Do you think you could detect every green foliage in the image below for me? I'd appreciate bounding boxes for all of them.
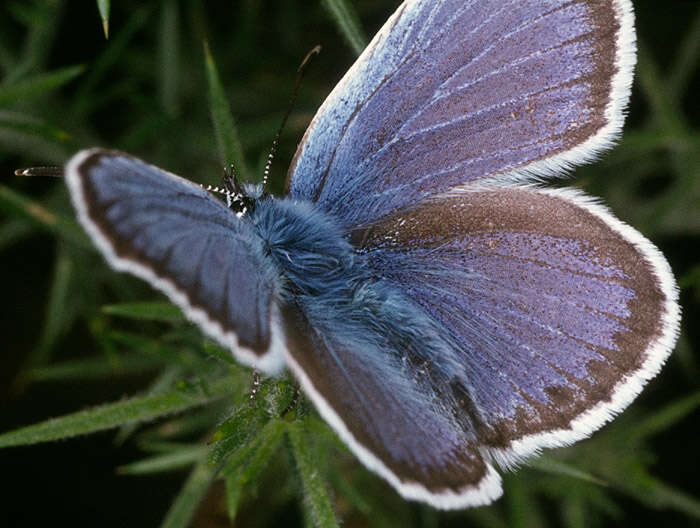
[204,40,250,181]
[96,0,110,39]
[1,1,698,527]
[320,0,367,56]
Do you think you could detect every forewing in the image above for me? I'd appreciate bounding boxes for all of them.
[65,149,285,374]
[288,0,635,227]
[353,186,679,467]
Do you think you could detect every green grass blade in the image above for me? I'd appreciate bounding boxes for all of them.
[223,419,286,521]
[113,366,186,445]
[160,460,216,528]
[96,0,110,39]
[504,474,547,528]
[118,445,208,475]
[0,111,75,149]
[158,0,180,116]
[237,419,285,484]
[326,470,372,519]
[528,456,607,486]
[680,262,700,289]
[612,473,700,519]
[102,301,185,322]
[669,5,700,99]
[642,478,700,519]
[0,65,85,106]
[0,184,90,248]
[25,353,167,383]
[320,0,368,56]
[632,390,700,439]
[0,376,236,447]
[24,247,74,369]
[636,39,687,135]
[224,468,245,523]
[209,405,268,467]
[73,7,150,118]
[203,41,250,181]
[102,329,186,356]
[4,0,62,83]
[287,421,339,528]
[0,218,32,251]
[201,342,238,365]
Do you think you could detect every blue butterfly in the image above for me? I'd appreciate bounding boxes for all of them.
[64,0,679,509]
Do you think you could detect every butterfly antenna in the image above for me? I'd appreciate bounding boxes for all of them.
[14,166,63,177]
[201,183,236,205]
[261,45,322,191]
[222,163,239,208]
[201,165,236,207]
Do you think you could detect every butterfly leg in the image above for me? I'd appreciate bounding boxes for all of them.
[248,369,261,408]
[280,386,300,418]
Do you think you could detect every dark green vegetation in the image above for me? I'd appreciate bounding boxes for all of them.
[1,1,698,526]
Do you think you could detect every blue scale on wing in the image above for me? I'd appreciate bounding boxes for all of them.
[76,152,277,353]
[288,0,609,228]
[353,188,666,446]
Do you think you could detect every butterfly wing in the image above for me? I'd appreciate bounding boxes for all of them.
[279,184,679,507]
[65,149,286,374]
[287,0,635,227]
[282,304,502,509]
[351,186,679,467]
[279,0,677,507]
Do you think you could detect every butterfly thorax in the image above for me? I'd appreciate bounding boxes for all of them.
[248,197,360,300]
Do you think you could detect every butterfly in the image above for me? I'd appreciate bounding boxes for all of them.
[63,0,679,509]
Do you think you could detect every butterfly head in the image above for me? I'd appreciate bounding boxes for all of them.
[220,164,265,216]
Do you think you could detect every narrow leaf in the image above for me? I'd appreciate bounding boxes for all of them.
[202,342,238,365]
[0,65,85,106]
[209,405,268,467]
[613,473,700,519]
[160,460,216,528]
[237,419,285,484]
[632,390,700,439]
[0,218,32,251]
[0,110,75,147]
[669,5,700,99]
[0,184,90,248]
[224,419,286,521]
[4,1,62,83]
[26,247,74,369]
[118,445,208,475]
[504,474,546,528]
[158,0,180,115]
[225,468,245,523]
[96,0,110,39]
[73,8,150,118]
[102,301,185,322]
[203,41,250,181]
[528,456,607,486]
[287,421,339,528]
[26,353,166,383]
[0,376,236,447]
[114,367,185,445]
[642,478,700,519]
[320,0,368,56]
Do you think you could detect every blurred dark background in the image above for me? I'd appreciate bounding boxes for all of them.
[1,1,699,527]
